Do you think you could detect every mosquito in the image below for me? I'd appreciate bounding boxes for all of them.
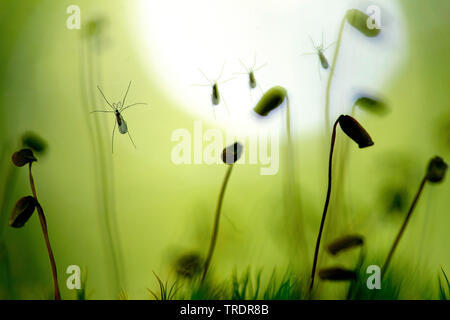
[234,55,267,92]
[192,62,233,119]
[302,33,335,79]
[90,81,146,153]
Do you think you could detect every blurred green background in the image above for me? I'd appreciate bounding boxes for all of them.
[0,0,448,299]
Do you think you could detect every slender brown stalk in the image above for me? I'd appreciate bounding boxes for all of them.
[201,164,234,283]
[331,107,356,228]
[382,176,427,276]
[28,163,61,300]
[309,119,339,291]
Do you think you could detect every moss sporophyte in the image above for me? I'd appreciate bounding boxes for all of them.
[382,156,447,275]
[324,9,381,133]
[202,142,243,283]
[310,115,374,292]
[10,148,61,300]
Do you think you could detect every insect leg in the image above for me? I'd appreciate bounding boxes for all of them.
[198,69,212,84]
[254,62,268,71]
[232,72,248,75]
[238,59,249,73]
[90,110,114,113]
[97,86,114,110]
[257,83,264,95]
[120,102,147,113]
[217,61,226,81]
[222,94,230,116]
[122,81,132,107]
[324,41,336,51]
[217,77,235,85]
[309,35,316,48]
[111,121,117,154]
[127,129,137,149]
[191,84,211,87]
[300,52,316,56]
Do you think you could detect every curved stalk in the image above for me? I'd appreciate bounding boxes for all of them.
[285,96,295,180]
[201,164,234,283]
[285,96,308,261]
[286,96,292,147]
[324,17,346,134]
[382,176,427,276]
[331,106,356,231]
[28,163,61,300]
[309,118,340,291]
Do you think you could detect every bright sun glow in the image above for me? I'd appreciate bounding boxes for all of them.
[134,0,406,138]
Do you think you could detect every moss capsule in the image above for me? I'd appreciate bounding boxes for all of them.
[253,86,287,116]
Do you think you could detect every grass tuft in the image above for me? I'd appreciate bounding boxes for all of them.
[231,268,262,300]
[438,267,449,300]
[148,271,181,300]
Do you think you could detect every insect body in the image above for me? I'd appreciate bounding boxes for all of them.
[249,71,257,89]
[115,109,128,134]
[193,63,232,119]
[91,81,146,153]
[302,34,335,79]
[235,56,267,92]
[211,83,220,105]
[317,50,329,69]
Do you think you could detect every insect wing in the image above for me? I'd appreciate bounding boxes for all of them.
[249,72,257,89]
[319,51,329,69]
[212,85,220,105]
[118,115,128,134]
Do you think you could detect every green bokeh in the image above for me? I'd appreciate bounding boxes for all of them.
[0,0,448,299]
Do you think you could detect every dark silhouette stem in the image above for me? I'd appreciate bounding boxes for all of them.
[309,118,339,292]
[202,164,234,283]
[28,163,61,300]
[382,176,427,276]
